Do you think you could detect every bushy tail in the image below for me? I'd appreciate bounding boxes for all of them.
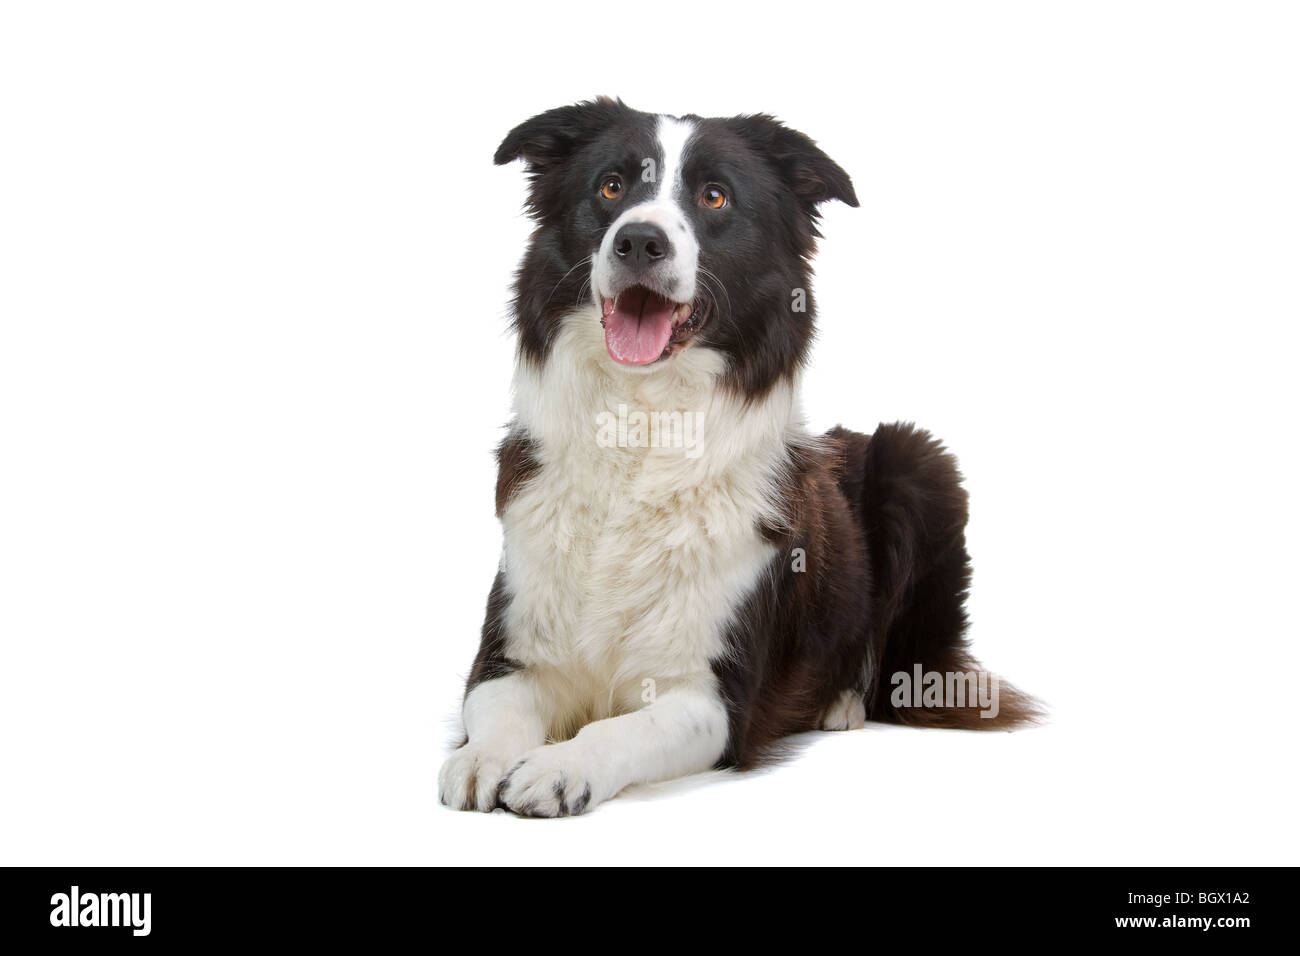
[832,422,1043,730]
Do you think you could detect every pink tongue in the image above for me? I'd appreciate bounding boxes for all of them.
[603,290,675,365]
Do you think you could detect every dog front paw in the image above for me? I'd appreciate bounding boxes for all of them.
[438,742,521,812]
[497,743,604,817]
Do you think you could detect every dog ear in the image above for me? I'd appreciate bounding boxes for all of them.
[725,114,859,209]
[494,97,626,168]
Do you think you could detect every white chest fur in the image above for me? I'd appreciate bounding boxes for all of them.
[498,310,795,727]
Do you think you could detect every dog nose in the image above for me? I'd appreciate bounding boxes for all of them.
[613,222,671,270]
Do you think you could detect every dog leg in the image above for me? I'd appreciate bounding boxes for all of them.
[438,671,552,812]
[497,679,727,817]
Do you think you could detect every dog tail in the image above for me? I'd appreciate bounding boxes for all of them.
[831,422,1043,730]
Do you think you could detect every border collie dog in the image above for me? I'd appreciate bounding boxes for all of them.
[440,98,1038,816]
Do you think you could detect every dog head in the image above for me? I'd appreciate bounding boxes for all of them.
[496,97,857,395]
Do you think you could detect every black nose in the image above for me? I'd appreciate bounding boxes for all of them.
[613,222,671,270]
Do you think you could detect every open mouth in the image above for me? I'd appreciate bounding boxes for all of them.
[600,285,708,366]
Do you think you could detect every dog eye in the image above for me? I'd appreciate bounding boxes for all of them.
[701,186,728,209]
[600,176,624,200]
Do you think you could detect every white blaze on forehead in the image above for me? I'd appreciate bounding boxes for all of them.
[654,115,695,201]
[590,115,700,308]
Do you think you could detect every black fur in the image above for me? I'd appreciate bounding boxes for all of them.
[465,570,522,691]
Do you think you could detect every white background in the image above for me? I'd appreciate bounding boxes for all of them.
[2,1,1297,865]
